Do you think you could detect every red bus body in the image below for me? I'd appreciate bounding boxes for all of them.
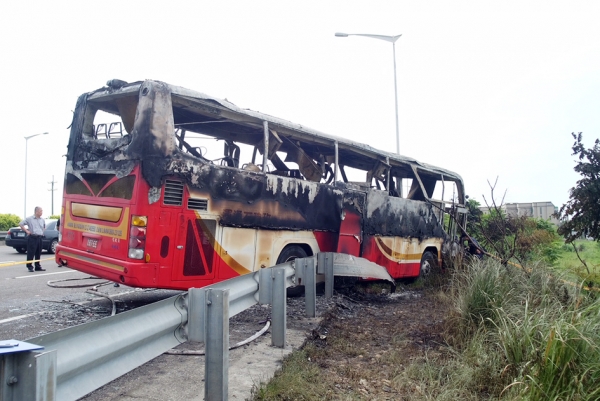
[56,79,466,290]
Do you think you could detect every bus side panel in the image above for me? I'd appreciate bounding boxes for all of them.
[165,167,344,233]
[336,190,366,256]
[170,211,256,283]
[361,236,443,279]
[154,210,177,288]
[359,190,447,279]
[313,231,337,253]
[337,210,362,256]
[218,226,256,280]
[363,190,446,240]
[361,236,420,279]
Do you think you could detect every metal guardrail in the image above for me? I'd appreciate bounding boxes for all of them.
[0,253,394,401]
[0,231,7,241]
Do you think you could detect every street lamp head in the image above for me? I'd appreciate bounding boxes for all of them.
[24,132,50,140]
[335,32,402,43]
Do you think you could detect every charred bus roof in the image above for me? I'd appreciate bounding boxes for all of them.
[76,79,465,203]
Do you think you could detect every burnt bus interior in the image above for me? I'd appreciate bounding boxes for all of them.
[70,79,466,238]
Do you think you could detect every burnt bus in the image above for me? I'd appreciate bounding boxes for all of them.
[56,79,467,290]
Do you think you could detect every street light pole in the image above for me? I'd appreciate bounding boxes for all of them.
[24,132,49,218]
[335,32,402,155]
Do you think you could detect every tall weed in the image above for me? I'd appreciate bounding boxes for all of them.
[448,258,600,399]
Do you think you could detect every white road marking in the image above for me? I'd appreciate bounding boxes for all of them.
[15,270,77,279]
[0,312,43,324]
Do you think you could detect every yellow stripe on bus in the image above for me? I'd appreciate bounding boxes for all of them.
[61,251,125,272]
[193,211,251,276]
[375,236,439,262]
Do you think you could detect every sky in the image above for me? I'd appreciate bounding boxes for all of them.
[1,1,599,219]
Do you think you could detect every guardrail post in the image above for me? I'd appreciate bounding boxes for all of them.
[258,268,272,305]
[204,288,229,401]
[271,267,287,348]
[0,345,56,401]
[319,252,334,298]
[187,288,205,343]
[303,257,316,317]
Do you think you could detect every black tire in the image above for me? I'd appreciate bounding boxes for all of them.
[419,251,437,277]
[48,239,58,254]
[16,248,26,254]
[276,245,309,297]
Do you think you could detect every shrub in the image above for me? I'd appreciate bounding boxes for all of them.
[0,214,21,231]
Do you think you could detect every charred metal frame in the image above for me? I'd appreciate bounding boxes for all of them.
[64,79,467,257]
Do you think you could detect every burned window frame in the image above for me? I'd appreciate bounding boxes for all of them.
[68,79,466,213]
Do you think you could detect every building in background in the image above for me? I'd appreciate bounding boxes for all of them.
[480,201,559,225]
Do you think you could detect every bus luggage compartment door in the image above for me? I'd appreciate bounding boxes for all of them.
[171,213,217,281]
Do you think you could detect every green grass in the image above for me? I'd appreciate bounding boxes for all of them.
[554,240,600,287]
[251,348,331,400]
[446,259,600,400]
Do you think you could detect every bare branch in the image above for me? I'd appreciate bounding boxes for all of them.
[571,242,591,276]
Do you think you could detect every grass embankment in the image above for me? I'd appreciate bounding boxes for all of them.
[253,259,600,400]
[445,260,600,400]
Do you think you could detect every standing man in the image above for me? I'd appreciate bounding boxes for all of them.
[19,206,46,272]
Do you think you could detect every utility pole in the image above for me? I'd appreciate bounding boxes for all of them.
[48,175,57,216]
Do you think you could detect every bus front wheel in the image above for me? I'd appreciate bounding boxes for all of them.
[276,245,309,297]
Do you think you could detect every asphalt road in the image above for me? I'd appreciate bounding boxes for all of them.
[0,242,180,341]
[0,242,327,400]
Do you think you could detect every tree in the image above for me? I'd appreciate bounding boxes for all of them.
[556,133,600,243]
[469,179,560,267]
[466,198,483,238]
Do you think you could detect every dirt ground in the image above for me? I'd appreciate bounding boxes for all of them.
[260,285,451,400]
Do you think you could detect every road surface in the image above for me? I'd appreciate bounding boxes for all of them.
[0,243,180,340]
[0,242,326,400]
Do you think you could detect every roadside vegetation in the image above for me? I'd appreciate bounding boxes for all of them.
[253,255,600,400]
[557,240,600,287]
[444,260,600,400]
[252,133,600,400]
[0,213,21,231]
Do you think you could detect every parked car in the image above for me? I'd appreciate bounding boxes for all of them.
[5,219,59,254]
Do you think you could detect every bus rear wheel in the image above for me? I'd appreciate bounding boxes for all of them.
[419,251,438,278]
[277,245,308,297]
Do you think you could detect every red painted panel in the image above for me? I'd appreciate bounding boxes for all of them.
[361,236,420,279]
[313,231,337,252]
[337,210,362,256]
